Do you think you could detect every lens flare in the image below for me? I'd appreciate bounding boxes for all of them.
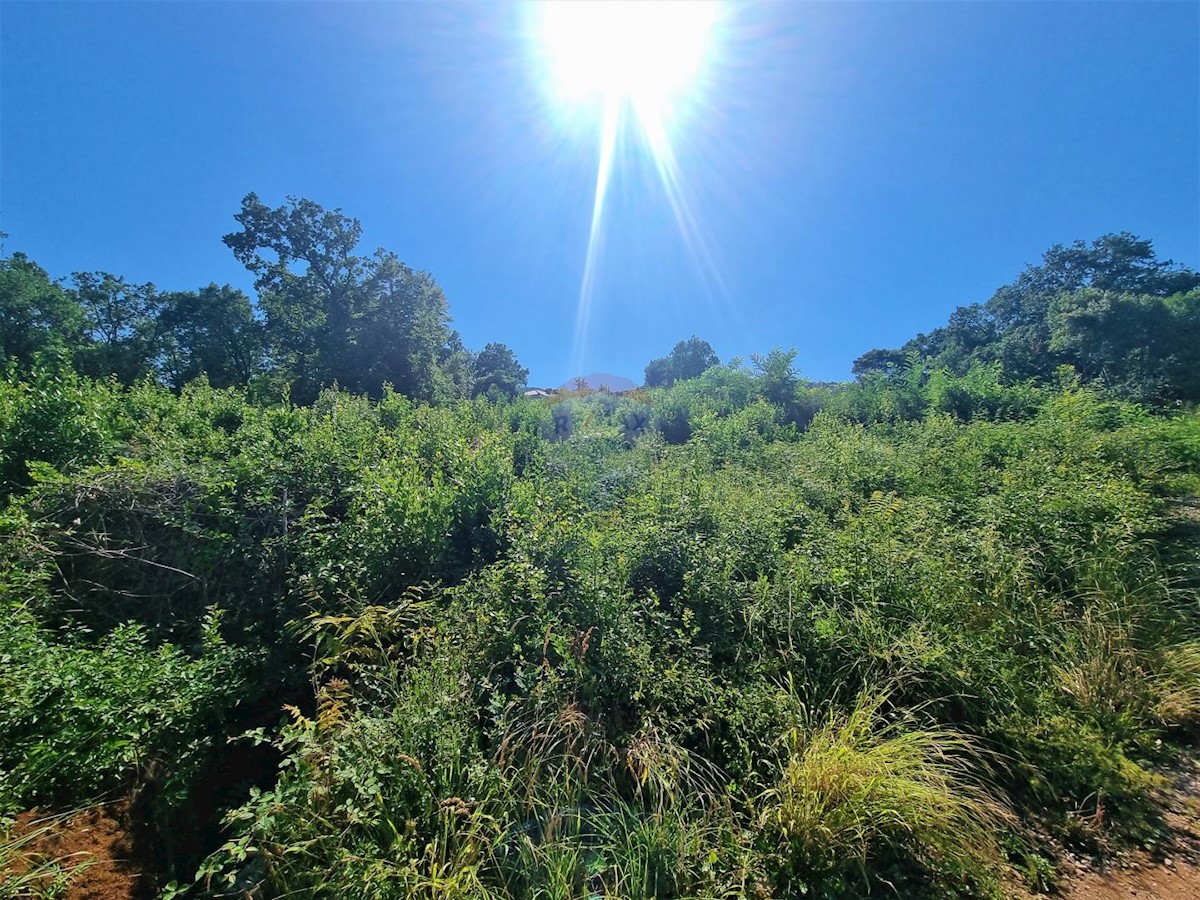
[531,0,722,373]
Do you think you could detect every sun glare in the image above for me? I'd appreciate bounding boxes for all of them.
[532,1,722,373]
[539,0,717,109]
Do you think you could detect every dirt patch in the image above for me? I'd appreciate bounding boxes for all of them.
[2,802,153,900]
[1016,756,1200,899]
[1063,864,1200,900]
[2,696,287,898]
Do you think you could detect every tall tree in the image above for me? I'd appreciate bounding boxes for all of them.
[223,193,464,402]
[0,250,83,368]
[355,252,464,402]
[70,272,161,384]
[224,193,362,400]
[155,285,264,390]
[471,342,529,399]
[644,336,719,387]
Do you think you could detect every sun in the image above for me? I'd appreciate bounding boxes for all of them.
[536,0,718,112]
[530,1,723,374]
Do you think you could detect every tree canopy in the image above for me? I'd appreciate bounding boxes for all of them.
[223,193,473,403]
[644,336,720,387]
[0,251,82,368]
[853,233,1200,403]
[156,285,264,390]
[471,342,529,399]
[0,195,529,405]
[4,217,1197,414]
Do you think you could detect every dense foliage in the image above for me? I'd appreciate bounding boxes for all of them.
[645,337,720,388]
[2,225,1199,898]
[0,198,530,404]
[854,234,1200,406]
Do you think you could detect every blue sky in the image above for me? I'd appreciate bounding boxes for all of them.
[3,1,1197,387]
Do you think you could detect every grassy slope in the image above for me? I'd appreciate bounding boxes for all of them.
[2,373,1198,898]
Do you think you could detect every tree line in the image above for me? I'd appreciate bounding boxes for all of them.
[0,194,529,403]
[635,234,1200,425]
[5,205,1198,413]
[851,233,1200,405]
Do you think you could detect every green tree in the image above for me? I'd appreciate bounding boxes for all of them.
[71,272,161,384]
[851,347,908,379]
[644,336,719,387]
[355,252,466,402]
[643,356,673,388]
[1018,232,1200,297]
[1049,287,1200,404]
[223,193,363,400]
[223,193,465,402]
[471,342,528,399]
[0,250,83,369]
[155,284,264,390]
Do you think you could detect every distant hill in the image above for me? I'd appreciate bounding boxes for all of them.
[560,373,638,393]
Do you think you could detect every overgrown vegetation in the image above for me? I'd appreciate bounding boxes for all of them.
[2,221,1199,897]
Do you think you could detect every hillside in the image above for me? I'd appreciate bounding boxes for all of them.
[3,229,1200,898]
[1,362,1199,898]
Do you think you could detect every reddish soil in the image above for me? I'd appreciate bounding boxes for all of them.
[1014,756,1200,900]
[2,802,152,900]
[1064,865,1200,900]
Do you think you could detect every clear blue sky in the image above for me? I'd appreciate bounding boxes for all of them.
[3,1,1197,387]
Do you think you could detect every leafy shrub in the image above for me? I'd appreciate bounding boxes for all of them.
[0,606,259,818]
[0,367,122,498]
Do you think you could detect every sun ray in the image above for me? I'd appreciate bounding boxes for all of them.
[572,94,621,375]
[632,99,731,308]
[532,1,724,375]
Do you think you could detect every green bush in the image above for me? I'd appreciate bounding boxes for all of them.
[1,368,1197,898]
[0,606,259,817]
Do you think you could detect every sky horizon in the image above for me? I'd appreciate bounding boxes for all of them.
[3,1,1198,387]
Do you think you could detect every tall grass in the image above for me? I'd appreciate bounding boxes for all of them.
[759,692,1011,897]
